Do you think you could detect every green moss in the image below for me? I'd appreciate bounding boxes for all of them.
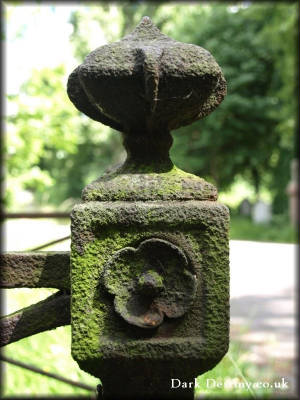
[82,163,217,201]
[71,228,148,361]
[70,201,229,379]
[138,270,163,288]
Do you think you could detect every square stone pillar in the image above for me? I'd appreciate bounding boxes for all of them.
[67,16,230,399]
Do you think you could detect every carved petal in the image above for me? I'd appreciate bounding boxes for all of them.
[103,238,197,329]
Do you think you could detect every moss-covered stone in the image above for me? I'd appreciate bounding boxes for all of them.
[102,237,197,329]
[82,163,217,201]
[68,16,229,399]
[71,201,229,385]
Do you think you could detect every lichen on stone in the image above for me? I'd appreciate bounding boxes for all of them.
[102,238,197,329]
[68,16,230,390]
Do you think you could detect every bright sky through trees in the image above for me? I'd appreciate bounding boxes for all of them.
[5,5,81,95]
[4,3,247,95]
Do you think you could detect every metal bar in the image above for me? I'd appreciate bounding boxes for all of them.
[0,355,95,392]
[3,212,70,219]
[0,291,70,346]
[27,235,71,252]
[0,251,70,289]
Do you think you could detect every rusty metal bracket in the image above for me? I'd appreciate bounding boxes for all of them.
[1,252,70,290]
[0,252,71,347]
[0,291,70,347]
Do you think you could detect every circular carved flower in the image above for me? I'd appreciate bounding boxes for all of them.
[103,238,197,329]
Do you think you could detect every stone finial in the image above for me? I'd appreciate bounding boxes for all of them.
[67,16,226,165]
[69,18,230,398]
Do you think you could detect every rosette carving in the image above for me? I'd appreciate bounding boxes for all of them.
[103,238,197,329]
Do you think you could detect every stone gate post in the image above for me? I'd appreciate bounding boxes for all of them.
[67,17,230,400]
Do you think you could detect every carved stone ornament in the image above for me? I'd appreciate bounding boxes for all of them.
[67,16,226,136]
[103,238,197,329]
[67,16,226,202]
[68,16,230,399]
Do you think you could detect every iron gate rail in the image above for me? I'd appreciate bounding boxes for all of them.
[0,211,90,395]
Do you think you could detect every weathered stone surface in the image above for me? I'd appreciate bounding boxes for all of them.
[0,252,70,290]
[103,238,197,329]
[67,16,226,180]
[68,16,225,204]
[0,291,70,347]
[71,201,229,385]
[68,16,229,399]
[67,16,226,136]
[82,164,218,202]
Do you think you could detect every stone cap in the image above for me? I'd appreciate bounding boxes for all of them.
[67,17,225,201]
[82,164,217,201]
[67,16,226,135]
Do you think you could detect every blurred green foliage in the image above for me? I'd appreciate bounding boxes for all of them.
[6,64,124,207]
[5,3,297,212]
[230,214,297,243]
